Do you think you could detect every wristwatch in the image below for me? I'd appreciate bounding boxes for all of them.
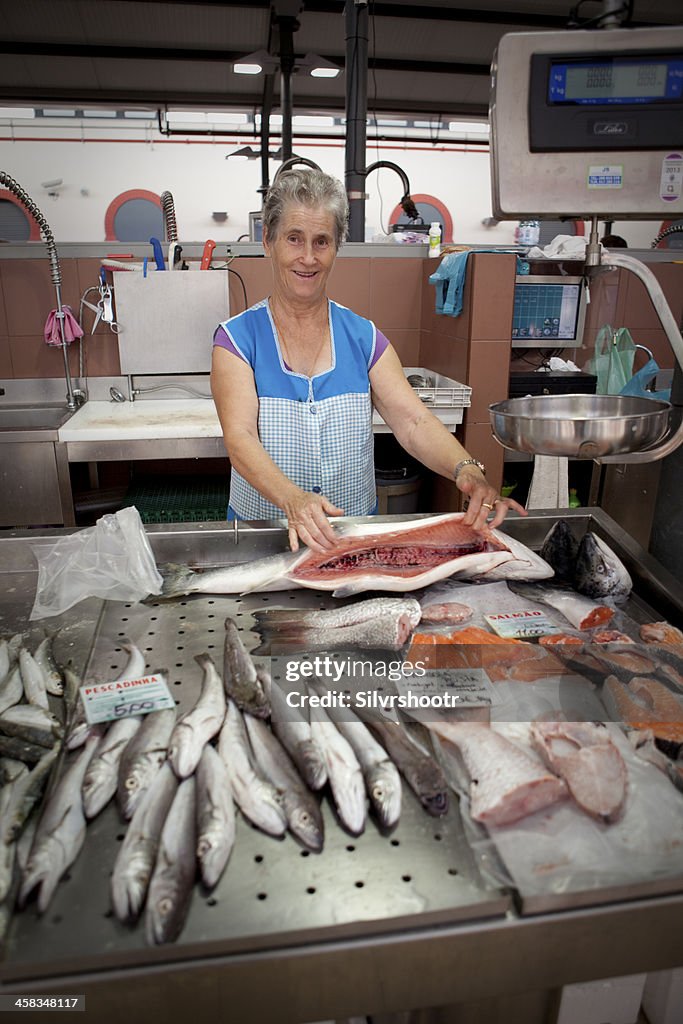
[453,458,486,483]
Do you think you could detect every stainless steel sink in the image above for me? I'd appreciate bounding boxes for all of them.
[0,405,75,440]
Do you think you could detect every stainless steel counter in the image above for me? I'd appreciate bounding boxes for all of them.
[1,511,682,1023]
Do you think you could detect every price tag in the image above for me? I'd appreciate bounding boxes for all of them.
[395,667,496,710]
[79,674,174,725]
[484,609,557,639]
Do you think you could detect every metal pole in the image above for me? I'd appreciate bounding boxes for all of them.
[259,73,276,202]
[277,16,297,162]
[345,0,369,242]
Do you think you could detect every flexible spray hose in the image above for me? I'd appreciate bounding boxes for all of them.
[651,223,683,249]
[160,190,178,243]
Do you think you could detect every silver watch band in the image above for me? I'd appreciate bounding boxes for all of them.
[454,458,486,483]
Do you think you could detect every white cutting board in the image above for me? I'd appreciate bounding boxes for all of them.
[58,400,221,441]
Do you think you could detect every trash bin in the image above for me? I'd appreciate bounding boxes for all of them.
[375,467,422,515]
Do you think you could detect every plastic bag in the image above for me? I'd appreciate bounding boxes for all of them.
[30,506,163,620]
[620,356,672,402]
[584,325,636,395]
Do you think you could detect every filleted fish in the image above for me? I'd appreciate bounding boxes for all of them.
[159,513,553,599]
[223,618,270,719]
[309,704,366,836]
[117,708,176,820]
[218,700,286,837]
[195,744,236,888]
[111,763,178,923]
[145,776,197,945]
[168,653,226,779]
[245,715,323,851]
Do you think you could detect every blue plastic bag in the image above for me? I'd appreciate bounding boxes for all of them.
[620,357,671,402]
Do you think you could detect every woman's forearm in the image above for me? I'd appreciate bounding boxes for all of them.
[224,432,301,510]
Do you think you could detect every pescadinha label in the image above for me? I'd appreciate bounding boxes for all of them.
[79,674,175,725]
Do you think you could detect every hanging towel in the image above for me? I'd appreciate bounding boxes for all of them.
[43,305,84,346]
[429,249,521,318]
[526,455,569,510]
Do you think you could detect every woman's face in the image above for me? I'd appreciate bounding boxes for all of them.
[264,203,337,307]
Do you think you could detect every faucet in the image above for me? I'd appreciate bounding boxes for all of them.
[0,171,84,411]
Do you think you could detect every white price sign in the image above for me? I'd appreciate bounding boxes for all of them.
[79,674,175,725]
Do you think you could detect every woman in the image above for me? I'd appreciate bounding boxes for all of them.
[211,168,525,553]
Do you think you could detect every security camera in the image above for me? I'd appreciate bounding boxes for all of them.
[41,178,63,189]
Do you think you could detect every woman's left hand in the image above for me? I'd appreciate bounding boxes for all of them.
[456,467,527,531]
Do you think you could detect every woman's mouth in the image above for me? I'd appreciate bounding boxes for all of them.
[293,270,317,279]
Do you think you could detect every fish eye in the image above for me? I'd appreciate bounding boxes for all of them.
[159,898,171,915]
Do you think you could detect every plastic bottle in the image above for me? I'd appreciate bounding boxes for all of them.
[568,487,581,508]
[428,221,442,258]
[529,220,541,245]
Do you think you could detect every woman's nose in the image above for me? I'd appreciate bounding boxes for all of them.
[300,241,317,263]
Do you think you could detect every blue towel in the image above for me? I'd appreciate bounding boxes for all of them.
[429,250,523,318]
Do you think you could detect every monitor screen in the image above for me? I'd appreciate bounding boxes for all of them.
[512,279,584,345]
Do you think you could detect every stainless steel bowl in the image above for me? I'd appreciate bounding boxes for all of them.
[489,393,671,458]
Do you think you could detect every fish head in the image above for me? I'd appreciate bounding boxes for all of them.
[575,533,632,599]
[288,805,324,852]
[412,763,449,816]
[367,762,401,829]
[147,886,185,945]
[298,740,328,790]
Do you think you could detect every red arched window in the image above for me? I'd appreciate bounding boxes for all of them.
[0,191,41,240]
[389,194,454,244]
[104,189,164,242]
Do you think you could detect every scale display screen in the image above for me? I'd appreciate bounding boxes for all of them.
[548,56,683,105]
[512,281,583,343]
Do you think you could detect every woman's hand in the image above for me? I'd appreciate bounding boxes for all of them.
[456,466,527,531]
[284,489,345,553]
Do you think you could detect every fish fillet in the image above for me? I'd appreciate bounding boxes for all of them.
[602,675,683,746]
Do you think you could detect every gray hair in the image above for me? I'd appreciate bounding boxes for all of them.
[263,168,349,251]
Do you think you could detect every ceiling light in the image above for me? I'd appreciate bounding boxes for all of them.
[297,53,341,78]
[448,120,490,134]
[233,49,279,75]
[0,107,35,119]
[228,146,257,160]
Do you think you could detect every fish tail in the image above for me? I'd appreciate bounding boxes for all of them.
[159,563,199,599]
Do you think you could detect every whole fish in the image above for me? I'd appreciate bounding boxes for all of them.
[0,665,24,716]
[19,735,99,913]
[217,700,286,837]
[82,716,143,819]
[117,708,176,820]
[360,714,449,817]
[195,744,236,887]
[168,654,226,779]
[428,722,567,827]
[159,513,553,599]
[0,640,11,683]
[309,704,366,836]
[529,721,627,824]
[223,619,270,719]
[0,757,28,785]
[574,532,632,600]
[270,682,327,790]
[33,636,64,696]
[0,705,63,748]
[255,612,417,655]
[111,763,178,922]
[0,735,51,764]
[244,715,324,851]
[18,648,49,710]
[63,668,96,751]
[508,581,614,631]
[252,597,422,632]
[1,745,59,843]
[145,776,197,945]
[0,769,25,901]
[312,694,402,830]
[540,519,579,585]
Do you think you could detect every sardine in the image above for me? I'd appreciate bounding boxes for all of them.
[252,597,422,632]
[428,722,567,827]
[1,745,59,843]
[540,519,579,585]
[145,776,197,945]
[217,700,286,837]
[529,721,627,823]
[33,636,64,696]
[310,704,366,836]
[168,654,226,779]
[255,612,417,654]
[19,735,99,912]
[0,665,24,716]
[82,716,143,819]
[195,745,236,887]
[0,704,63,748]
[18,648,49,710]
[360,713,449,817]
[160,514,553,599]
[117,708,176,820]
[574,532,632,600]
[244,715,323,851]
[508,580,614,631]
[223,619,270,719]
[270,681,327,790]
[111,763,178,922]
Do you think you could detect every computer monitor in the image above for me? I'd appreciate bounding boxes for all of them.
[511,275,587,348]
[249,211,263,242]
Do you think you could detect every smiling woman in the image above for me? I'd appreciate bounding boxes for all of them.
[210,168,525,552]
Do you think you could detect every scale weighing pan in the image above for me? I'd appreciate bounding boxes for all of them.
[489,393,671,458]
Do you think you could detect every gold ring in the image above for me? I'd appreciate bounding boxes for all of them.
[481,502,493,510]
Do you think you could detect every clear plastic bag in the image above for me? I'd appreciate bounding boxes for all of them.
[30,506,163,620]
[585,325,636,395]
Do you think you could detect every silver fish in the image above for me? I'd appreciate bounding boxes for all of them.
[223,618,270,719]
[574,532,632,600]
[217,700,286,837]
[33,636,64,696]
[195,745,236,888]
[117,708,176,820]
[0,839,16,905]
[244,715,324,852]
[0,640,10,683]
[0,735,51,764]
[18,648,49,710]
[255,611,417,655]
[1,745,59,843]
[0,704,63,748]
[508,580,614,631]
[360,714,449,817]
[0,757,28,785]
[145,775,197,945]
[82,716,143,819]
[312,692,401,830]
[63,668,94,751]
[252,597,422,632]
[19,735,99,913]
[168,654,226,780]
[270,681,327,791]
[0,665,24,716]
[309,704,366,836]
[160,514,553,599]
[111,763,178,923]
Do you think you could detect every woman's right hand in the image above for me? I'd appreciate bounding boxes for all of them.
[284,489,344,553]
